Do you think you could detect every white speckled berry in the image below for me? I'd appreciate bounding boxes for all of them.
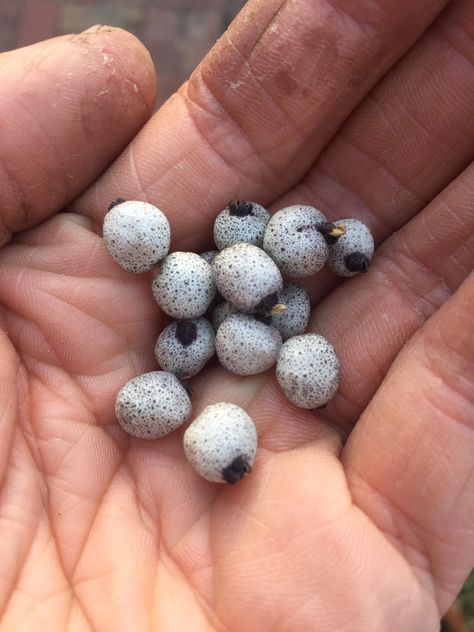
[216,314,282,375]
[263,205,328,277]
[115,371,191,439]
[103,200,171,273]
[152,252,216,319]
[183,403,257,484]
[328,219,375,277]
[155,318,215,378]
[276,334,339,409]
[213,201,270,250]
[211,301,239,331]
[270,284,311,341]
[212,243,283,313]
[199,250,219,264]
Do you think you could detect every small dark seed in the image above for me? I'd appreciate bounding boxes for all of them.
[254,291,279,315]
[344,252,370,273]
[318,222,340,245]
[228,200,254,217]
[222,455,251,484]
[175,320,198,346]
[108,197,126,210]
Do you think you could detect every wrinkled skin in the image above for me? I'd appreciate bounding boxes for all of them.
[0,1,473,630]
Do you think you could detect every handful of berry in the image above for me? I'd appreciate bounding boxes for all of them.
[103,199,374,484]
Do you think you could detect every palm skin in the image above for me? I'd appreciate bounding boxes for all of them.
[0,1,473,630]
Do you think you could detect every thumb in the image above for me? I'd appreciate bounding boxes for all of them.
[0,26,156,246]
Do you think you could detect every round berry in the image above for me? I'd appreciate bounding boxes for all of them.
[263,205,328,277]
[115,371,191,439]
[270,283,311,341]
[152,252,216,319]
[215,313,282,375]
[328,219,375,277]
[276,334,339,409]
[213,201,270,250]
[103,200,170,273]
[155,318,215,378]
[212,243,283,313]
[183,403,257,484]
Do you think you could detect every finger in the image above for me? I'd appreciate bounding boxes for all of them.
[343,272,474,614]
[311,163,474,434]
[0,26,156,245]
[283,0,474,303]
[74,0,447,243]
[0,332,19,484]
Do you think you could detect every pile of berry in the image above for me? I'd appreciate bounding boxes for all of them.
[103,199,374,484]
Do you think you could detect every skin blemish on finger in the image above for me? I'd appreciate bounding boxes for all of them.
[274,68,299,95]
[68,25,112,44]
[99,48,114,65]
[243,10,256,24]
[229,80,244,90]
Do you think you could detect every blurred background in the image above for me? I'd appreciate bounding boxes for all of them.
[0,0,246,105]
[0,1,472,629]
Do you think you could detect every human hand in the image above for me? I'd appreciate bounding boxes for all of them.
[0,0,473,629]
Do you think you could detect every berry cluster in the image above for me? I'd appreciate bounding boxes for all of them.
[103,199,374,484]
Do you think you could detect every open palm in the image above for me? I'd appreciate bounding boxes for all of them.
[0,1,473,630]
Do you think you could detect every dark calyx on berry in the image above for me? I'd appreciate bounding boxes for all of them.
[254,313,273,326]
[108,197,126,210]
[228,200,254,217]
[318,222,343,245]
[222,455,251,484]
[176,320,198,346]
[344,252,370,273]
[254,292,279,315]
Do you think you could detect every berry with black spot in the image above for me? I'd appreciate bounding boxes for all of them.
[327,219,374,277]
[183,403,257,484]
[213,201,270,249]
[155,318,215,378]
[212,243,283,312]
